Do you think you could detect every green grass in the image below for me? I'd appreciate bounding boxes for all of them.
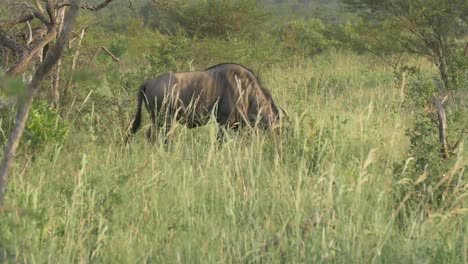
[1,52,466,263]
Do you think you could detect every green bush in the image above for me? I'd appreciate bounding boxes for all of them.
[109,35,128,59]
[24,100,69,149]
[152,0,268,39]
[274,19,332,57]
[393,72,466,217]
[145,31,193,72]
[0,100,69,151]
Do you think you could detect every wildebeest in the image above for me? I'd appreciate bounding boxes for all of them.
[126,63,281,143]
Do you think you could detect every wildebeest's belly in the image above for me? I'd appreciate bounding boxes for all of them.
[173,99,218,128]
[168,80,223,128]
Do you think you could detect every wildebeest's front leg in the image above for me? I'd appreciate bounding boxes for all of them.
[145,127,156,142]
[217,122,242,143]
[163,114,173,144]
[216,112,231,143]
[217,126,227,143]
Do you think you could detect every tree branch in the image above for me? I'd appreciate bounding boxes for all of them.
[0,11,51,29]
[99,46,121,62]
[46,0,56,25]
[64,27,85,97]
[0,29,26,55]
[6,29,56,76]
[57,0,115,11]
[0,0,114,29]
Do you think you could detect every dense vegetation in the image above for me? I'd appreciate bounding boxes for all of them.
[0,0,466,262]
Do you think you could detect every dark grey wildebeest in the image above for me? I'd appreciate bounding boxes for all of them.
[126,63,281,143]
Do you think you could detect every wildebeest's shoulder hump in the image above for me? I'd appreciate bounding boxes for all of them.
[205,63,254,74]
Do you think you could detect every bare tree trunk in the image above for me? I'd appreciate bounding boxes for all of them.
[0,0,80,206]
[51,8,66,106]
[64,28,85,98]
[433,94,449,159]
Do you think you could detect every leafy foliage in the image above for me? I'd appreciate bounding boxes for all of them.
[150,0,269,38]
[344,0,467,216]
[343,0,468,90]
[393,71,466,215]
[274,18,332,57]
[24,100,69,150]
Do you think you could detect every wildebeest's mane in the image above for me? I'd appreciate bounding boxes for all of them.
[205,63,276,109]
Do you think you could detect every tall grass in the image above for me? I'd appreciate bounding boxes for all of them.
[1,52,466,263]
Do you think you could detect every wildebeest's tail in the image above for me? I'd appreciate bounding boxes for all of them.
[125,83,147,144]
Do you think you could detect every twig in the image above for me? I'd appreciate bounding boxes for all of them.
[100,46,121,63]
[0,11,52,29]
[0,29,26,55]
[64,27,86,97]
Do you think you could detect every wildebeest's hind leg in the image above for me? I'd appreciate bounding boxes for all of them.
[125,84,146,145]
[146,107,157,143]
[146,106,173,145]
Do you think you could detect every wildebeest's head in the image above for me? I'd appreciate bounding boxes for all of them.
[248,86,281,131]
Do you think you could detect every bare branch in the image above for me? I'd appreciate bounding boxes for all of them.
[34,0,46,15]
[57,0,115,11]
[6,29,56,76]
[26,21,33,46]
[50,8,66,104]
[1,0,113,29]
[0,29,26,55]
[0,11,51,29]
[64,27,85,96]
[100,46,121,63]
[46,0,56,25]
